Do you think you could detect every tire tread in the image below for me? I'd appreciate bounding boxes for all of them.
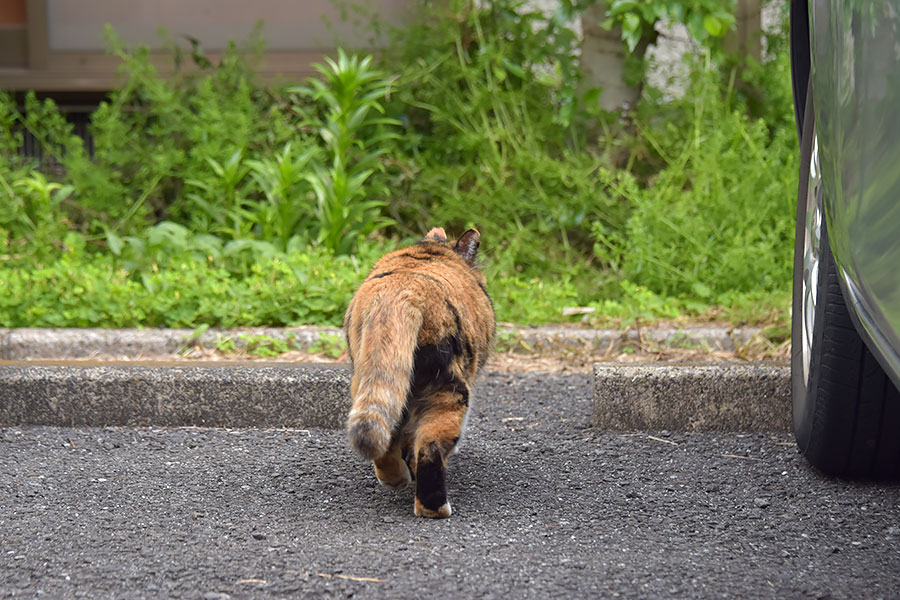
[806,244,899,478]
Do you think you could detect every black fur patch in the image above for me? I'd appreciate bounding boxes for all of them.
[409,272,447,290]
[410,338,457,395]
[368,271,394,280]
[445,299,462,330]
[416,442,447,511]
[444,299,469,361]
[457,384,470,406]
[477,282,494,309]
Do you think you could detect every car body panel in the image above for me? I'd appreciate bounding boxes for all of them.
[808,0,900,387]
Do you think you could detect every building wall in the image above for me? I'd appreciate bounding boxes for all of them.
[0,0,27,67]
[0,0,414,91]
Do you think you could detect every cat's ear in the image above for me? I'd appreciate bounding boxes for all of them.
[454,228,480,266]
[422,227,447,243]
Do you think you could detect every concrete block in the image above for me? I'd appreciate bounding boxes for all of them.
[593,362,790,432]
[0,362,351,428]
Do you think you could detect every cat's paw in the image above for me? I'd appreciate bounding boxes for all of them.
[414,497,452,518]
[376,470,411,490]
[373,457,411,490]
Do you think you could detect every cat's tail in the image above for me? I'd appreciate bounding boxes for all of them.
[346,293,423,460]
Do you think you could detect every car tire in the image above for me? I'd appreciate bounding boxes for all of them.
[791,85,900,479]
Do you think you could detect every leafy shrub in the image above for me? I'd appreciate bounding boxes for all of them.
[1,29,399,259]
[290,49,399,254]
[0,240,382,328]
[378,0,629,290]
[0,5,799,329]
[594,54,798,301]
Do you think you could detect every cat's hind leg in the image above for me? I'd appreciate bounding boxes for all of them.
[373,431,412,490]
[411,386,468,518]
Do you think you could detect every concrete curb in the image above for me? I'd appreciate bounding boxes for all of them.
[0,327,786,431]
[0,327,339,359]
[0,325,765,359]
[0,360,791,432]
[593,362,791,432]
[0,362,351,429]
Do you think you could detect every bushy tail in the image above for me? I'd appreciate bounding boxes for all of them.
[346,296,422,459]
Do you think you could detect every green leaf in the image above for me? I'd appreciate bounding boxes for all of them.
[500,57,526,79]
[622,13,642,51]
[106,230,124,256]
[691,282,713,299]
[703,15,726,38]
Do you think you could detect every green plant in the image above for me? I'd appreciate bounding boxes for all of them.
[179,323,212,353]
[600,0,736,52]
[183,149,253,238]
[378,0,630,290]
[0,93,106,251]
[215,335,238,353]
[308,332,347,358]
[586,280,685,327]
[239,333,291,357]
[0,9,800,331]
[493,329,526,353]
[289,49,399,254]
[88,26,301,242]
[0,240,374,328]
[594,53,797,304]
[1,170,73,257]
[246,143,317,250]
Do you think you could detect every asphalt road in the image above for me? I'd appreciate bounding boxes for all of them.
[2,372,899,599]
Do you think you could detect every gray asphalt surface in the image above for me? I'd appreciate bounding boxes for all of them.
[2,372,899,599]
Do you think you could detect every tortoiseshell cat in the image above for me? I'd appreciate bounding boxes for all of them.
[344,227,495,517]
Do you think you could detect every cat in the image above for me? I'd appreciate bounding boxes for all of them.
[344,227,495,518]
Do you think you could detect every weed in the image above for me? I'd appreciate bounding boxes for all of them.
[493,329,525,354]
[239,333,291,357]
[178,323,212,353]
[215,336,238,354]
[308,332,347,359]
[290,49,399,254]
[595,52,797,303]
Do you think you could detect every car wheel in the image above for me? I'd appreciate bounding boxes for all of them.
[791,85,900,479]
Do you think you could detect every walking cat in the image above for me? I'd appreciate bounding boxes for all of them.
[344,227,495,518]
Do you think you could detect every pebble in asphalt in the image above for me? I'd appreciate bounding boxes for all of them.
[1,371,899,598]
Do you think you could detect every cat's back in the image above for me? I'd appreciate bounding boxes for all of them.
[348,232,495,351]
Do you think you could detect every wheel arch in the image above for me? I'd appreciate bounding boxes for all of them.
[790,0,811,143]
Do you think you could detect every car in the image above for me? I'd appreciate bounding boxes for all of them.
[789,0,900,478]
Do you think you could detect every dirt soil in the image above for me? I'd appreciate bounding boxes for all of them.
[23,336,790,374]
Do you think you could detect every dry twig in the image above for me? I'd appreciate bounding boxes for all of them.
[647,435,679,446]
[316,573,387,583]
[720,454,762,461]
